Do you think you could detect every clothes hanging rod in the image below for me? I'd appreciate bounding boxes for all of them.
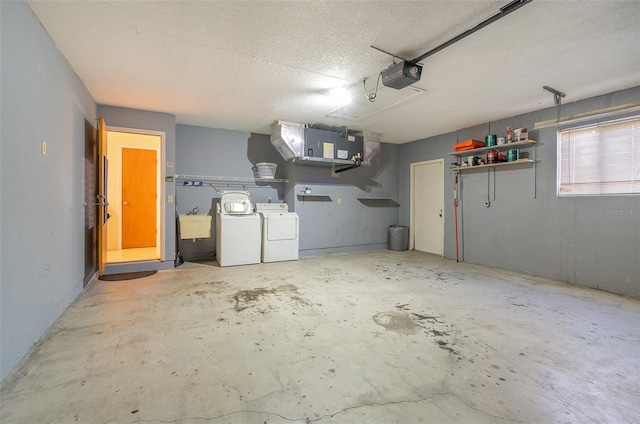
[410,0,534,64]
[175,174,288,184]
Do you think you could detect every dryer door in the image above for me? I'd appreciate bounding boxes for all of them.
[266,214,298,241]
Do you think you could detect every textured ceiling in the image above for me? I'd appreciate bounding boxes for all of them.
[27,0,640,144]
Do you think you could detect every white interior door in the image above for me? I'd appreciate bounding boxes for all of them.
[411,159,444,255]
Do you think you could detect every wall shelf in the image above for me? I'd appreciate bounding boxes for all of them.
[176,174,288,184]
[448,139,537,156]
[449,139,539,199]
[297,194,331,202]
[290,157,356,166]
[357,197,400,207]
[297,194,331,198]
[175,174,288,193]
[449,159,536,172]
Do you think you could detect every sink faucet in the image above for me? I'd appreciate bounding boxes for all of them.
[188,207,199,215]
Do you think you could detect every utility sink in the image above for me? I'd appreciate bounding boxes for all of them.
[178,215,212,240]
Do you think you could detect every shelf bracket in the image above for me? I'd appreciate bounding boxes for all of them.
[334,158,362,174]
[533,143,537,199]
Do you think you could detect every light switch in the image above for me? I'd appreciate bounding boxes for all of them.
[167,195,173,203]
[41,140,47,156]
[337,198,342,205]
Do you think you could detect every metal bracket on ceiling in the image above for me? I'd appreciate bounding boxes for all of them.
[370,45,408,64]
[543,85,566,122]
[543,85,566,106]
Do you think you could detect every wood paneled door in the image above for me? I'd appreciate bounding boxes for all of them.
[121,148,157,248]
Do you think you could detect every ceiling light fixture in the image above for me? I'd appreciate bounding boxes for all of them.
[327,87,353,106]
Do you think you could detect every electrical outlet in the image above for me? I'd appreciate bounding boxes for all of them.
[41,140,47,156]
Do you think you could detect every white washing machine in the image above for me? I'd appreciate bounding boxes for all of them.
[255,203,299,263]
[216,191,261,267]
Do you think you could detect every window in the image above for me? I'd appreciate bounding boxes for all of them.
[557,116,640,196]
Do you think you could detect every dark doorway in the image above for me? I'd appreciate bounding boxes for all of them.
[83,119,98,286]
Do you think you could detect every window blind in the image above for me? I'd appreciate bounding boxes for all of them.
[558,116,640,196]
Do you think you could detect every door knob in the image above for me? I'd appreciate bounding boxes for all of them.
[123,201,129,205]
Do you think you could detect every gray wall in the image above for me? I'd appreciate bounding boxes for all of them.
[175,125,285,260]
[1,1,97,379]
[97,105,176,272]
[284,143,400,256]
[399,87,640,297]
[174,125,400,259]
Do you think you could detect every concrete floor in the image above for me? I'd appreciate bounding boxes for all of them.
[1,250,638,423]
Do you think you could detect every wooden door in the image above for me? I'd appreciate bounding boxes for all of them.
[122,148,157,248]
[412,159,444,255]
[97,117,108,276]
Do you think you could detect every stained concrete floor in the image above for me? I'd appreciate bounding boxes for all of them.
[1,251,639,423]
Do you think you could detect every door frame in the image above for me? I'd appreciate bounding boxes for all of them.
[106,125,166,261]
[409,158,444,254]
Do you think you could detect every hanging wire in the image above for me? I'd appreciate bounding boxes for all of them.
[363,73,383,102]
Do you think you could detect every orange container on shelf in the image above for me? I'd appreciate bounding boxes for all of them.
[453,139,485,152]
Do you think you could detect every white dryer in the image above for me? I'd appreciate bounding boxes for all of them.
[255,203,299,263]
[216,191,261,267]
